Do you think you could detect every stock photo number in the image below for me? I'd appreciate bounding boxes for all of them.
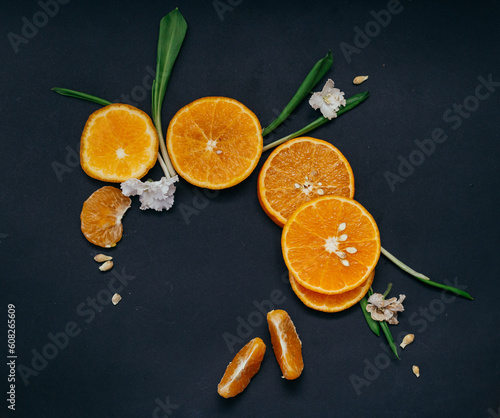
[7,304,16,411]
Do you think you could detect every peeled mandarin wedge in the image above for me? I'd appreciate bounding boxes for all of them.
[282,195,381,295]
[289,270,375,313]
[267,310,304,380]
[166,97,263,189]
[258,137,354,227]
[80,186,131,248]
[80,103,159,182]
[217,337,266,398]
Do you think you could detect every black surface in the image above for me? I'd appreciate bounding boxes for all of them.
[2,0,500,417]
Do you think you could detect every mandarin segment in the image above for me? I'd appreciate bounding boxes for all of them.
[80,103,158,182]
[167,97,263,189]
[290,270,375,312]
[80,186,131,248]
[217,337,266,398]
[282,195,381,295]
[258,137,354,226]
[267,310,304,380]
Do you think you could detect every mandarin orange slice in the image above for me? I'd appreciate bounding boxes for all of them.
[80,186,131,248]
[289,270,375,313]
[267,309,304,380]
[282,195,381,295]
[166,97,262,189]
[217,337,266,398]
[80,104,158,182]
[258,137,354,226]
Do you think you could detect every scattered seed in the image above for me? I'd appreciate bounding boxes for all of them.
[317,182,322,186]
[412,365,420,377]
[338,223,346,232]
[353,75,369,85]
[99,260,114,272]
[216,150,222,154]
[341,259,350,267]
[317,189,324,195]
[112,293,122,305]
[346,247,358,254]
[400,334,415,349]
[94,254,112,263]
[338,234,348,242]
[336,251,347,259]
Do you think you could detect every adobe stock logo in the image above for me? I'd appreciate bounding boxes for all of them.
[384,74,499,192]
[7,0,71,54]
[338,0,404,64]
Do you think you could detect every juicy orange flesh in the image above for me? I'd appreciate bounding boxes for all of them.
[289,270,375,313]
[168,98,262,187]
[284,197,380,294]
[218,337,266,398]
[81,106,157,181]
[80,186,131,248]
[261,139,354,223]
[267,310,303,380]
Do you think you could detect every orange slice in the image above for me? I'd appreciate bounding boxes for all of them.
[217,337,266,398]
[258,137,354,226]
[166,97,263,189]
[282,195,381,295]
[80,103,158,182]
[80,186,131,248]
[267,310,304,380]
[289,270,375,312]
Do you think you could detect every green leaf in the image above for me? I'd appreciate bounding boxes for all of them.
[51,88,112,107]
[379,321,400,360]
[262,51,333,137]
[360,292,380,337]
[151,8,187,178]
[151,8,187,124]
[263,91,369,152]
[380,247,473,300]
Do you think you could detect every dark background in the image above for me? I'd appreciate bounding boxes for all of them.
[1,0,499,417]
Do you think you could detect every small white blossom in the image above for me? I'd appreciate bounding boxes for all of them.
[121,176,178,211]
[366,293,406,325]
[309,79,346,120]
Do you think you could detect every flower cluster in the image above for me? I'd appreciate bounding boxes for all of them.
[366,293,406,325]
[121,176,178,211]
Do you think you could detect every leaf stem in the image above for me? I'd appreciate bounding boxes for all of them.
[380,246,473,300]
[382,282,393,299]
[262,91,369,152]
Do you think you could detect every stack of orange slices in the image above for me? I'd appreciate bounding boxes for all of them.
[258,137,381,312]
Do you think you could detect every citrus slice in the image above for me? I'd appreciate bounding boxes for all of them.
[258,137,354,226]
[80,103,158,182]
[289,270,375,313]
[267,310,304,380]
[217,337,266,398]
[282,195,381,295]
[81,186,131,248]
[166,97,263,189]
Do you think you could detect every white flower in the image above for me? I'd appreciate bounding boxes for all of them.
[121,176,178,211]
[366,293,406,325]
[309,79,346,120]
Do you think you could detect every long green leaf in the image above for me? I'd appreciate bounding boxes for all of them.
[151,8,187,178]
[51,88,112,106]
[262,51,333,137]
[380,247,473,300]
[152,8,187,122]
[380,321,400,359]
[263,91,369,152]
[360,292,381,337]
